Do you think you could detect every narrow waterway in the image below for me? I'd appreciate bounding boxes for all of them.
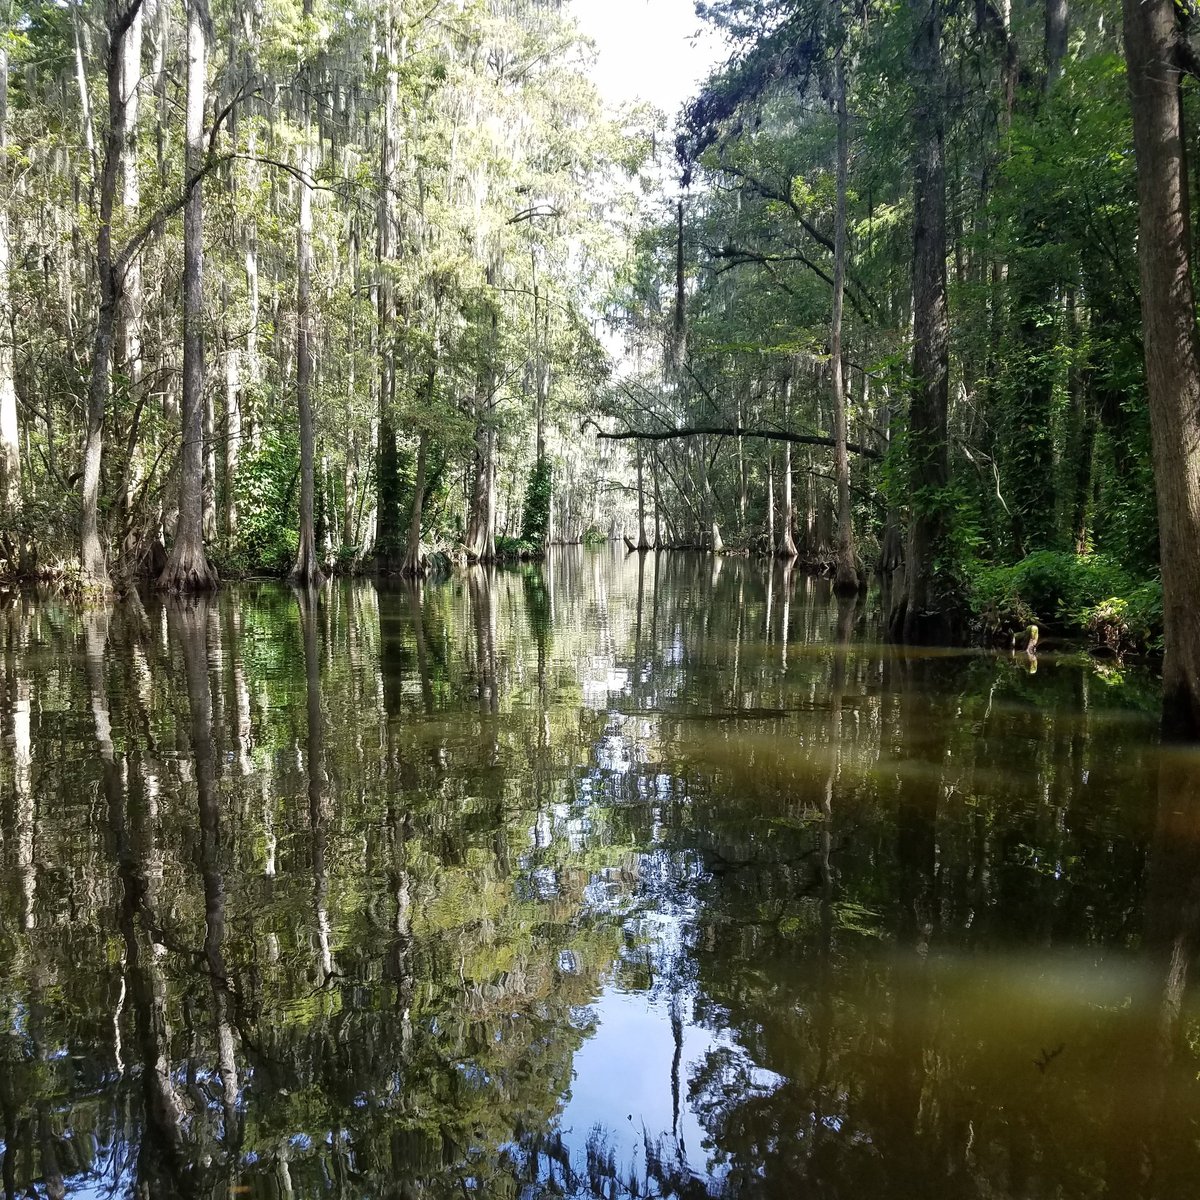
[1,548,1196,1198]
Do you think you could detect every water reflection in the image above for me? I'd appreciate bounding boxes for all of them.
[0,551,1196,1198]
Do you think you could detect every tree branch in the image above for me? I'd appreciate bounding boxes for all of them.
[583,420,881,460]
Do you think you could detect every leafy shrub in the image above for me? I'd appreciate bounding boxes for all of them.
[520,457,552,546]
[967,551,1161,652]
[968,551,1120,629]
[495,535,537,561]
[1078,580,1163,654]
[228,429,299,575]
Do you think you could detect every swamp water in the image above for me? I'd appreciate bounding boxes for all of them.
[2,547,1199,1198]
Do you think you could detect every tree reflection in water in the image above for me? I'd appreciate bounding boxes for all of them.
[1,549,1198,1198]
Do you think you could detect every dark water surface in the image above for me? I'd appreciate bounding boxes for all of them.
[3,548,1199,1198]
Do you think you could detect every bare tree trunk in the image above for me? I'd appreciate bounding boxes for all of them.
[401,429,428,576]
[831,45,859,594]
[291,138,323,586]
[243,129,260,450]
[375,14,402,571]
[671,196,687,371]
[482,427,497,560]
[1122,0,1200,738]
[767,446,776,554]
[737,393,747,536]
[466,417,497,561]
[466,268,499,562]
[223,280,241,542]
[72,2,98,178]
[159,0,217,591]
[636,443,650,549]
[116,0,143,547]
[203,377,217,541]
[890,0,954,642]
[776,377,798,559]
[652,448,662,548]
[1045,0,1068,90]
[0,40,18,523]
[81,0,145,589]
[466,415,488,559]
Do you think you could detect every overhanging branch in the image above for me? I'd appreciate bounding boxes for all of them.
[584,420,881,461]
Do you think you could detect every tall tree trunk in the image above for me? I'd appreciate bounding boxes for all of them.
[73,1,98,179]
[533,257,545,464]
[776,377,798,559]
[223,280,240,542]
[652,448,662,548]
[466,266,498,562]
[375,13,402,571]
[81,0,145,589]
[670,196,687,371]
[203,373,217,541]
[831,45,859,593]
[890,0,955,642]
[401,429,428,576]
[636,443,650,550]
[767,446,776,553]
[466,417,497,562]
[243,130,260,450]
[0,39,17,526]
[291,138,323,586]
[116,0,144,548]
[1045,0,1068,90]
[1122,0,1200,738]
[160,0,217,591]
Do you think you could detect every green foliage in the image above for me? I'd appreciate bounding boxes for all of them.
[1078,580,1163,655]
[967,551,1161,652]
[228,428,300,575]
[519,457,553,548]
[495,534,537,560]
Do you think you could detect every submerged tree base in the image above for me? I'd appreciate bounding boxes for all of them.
[290,539,325,588]
[158,544,220,593]
[1162,681,1200,743]
[833,565,862,596]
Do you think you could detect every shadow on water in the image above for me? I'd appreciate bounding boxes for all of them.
[1,548,1199,1197]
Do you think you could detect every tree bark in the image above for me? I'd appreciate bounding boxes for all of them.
[81,0,145,589]
[1122,0,1200,738]
[244,128,260,450]
[0,40,18,524]
[636,443,650,549]
[776,377,799,559]
[159,0,217,592]
[767,447,776,552]
[830,44,859,593]
[466,266,499,562]
[652,448,662,548]
[401,429,429,576]
[1045,0,1068,91]
[223,280,240,542]
[116,0,144,548]
[375,12,403,571]
[291,138,323,586]
[890,0,955,642]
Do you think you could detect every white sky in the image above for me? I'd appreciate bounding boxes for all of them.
[571,0,727,120]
